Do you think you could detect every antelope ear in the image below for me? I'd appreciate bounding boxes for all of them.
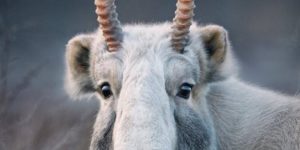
[65,34,95,98]
[199,25,237,82]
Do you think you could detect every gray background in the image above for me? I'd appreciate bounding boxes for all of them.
[0,0,299,149]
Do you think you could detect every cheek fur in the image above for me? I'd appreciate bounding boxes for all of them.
[175,102,211,149]
[97,117,115,150]
[90,110,116,150]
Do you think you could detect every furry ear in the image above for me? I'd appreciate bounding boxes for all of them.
[199,25,237,82]
[65,34,95,98]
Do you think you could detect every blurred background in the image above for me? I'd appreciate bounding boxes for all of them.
[0,0,299,149]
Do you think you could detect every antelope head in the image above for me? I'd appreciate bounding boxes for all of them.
[65,0,235,149]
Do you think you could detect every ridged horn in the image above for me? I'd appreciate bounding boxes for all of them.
[171,0,195,52]
[95,0,123,52]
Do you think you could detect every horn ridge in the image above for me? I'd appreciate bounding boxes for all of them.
[171,0,195,52]
[95,0,123,52]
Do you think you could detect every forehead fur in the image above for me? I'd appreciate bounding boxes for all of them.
[91,22,205,73]
[89,22,206,90]
[92,22,204,54]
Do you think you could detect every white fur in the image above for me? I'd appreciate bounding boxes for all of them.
[65,22,300,150]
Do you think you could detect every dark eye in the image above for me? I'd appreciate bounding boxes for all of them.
[177,83,193,99]
[97,83,113,99]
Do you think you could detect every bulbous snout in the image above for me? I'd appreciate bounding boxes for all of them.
[112,69,176,149]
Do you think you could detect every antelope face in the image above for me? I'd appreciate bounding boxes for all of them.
[65,0,234,149]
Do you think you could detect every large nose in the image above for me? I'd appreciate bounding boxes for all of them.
[112,61,176,150]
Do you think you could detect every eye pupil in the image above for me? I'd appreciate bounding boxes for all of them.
[98,83,113,99]
[177,83,193,99]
